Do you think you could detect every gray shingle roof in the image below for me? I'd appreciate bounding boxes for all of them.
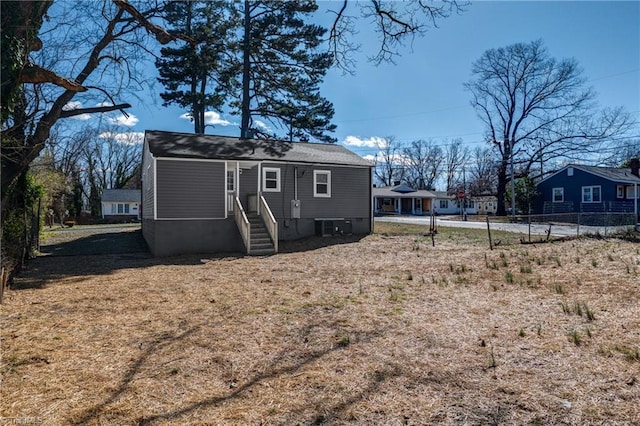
[573,164,640,183]
[373,186,436,198]
[102,189,141,203]
[144,130,372,167]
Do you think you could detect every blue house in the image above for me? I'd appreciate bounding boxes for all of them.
[534,160,640,220]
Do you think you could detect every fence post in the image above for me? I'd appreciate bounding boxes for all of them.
[486,216,493,250]
[577,213,581,237]
[0,267,5,304]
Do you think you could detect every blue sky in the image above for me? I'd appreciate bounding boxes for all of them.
[67,1,640,162]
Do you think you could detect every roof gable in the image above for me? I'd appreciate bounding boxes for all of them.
[144,130,372,167]
[391,183,416,193]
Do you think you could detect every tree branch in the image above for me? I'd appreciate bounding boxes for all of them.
[112,0,196,46]
[20,63,87,92]
[59,103,131,118]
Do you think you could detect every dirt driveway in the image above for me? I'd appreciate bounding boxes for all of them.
[39,223,148,256]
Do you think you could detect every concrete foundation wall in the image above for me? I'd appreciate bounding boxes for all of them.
[143,218,244,257]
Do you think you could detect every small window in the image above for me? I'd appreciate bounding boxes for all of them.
[314,170,331,197]
[567,167,574,176]
[124,204,130,214]
[117,203,124,214]
[617,185,624,199]
[262,167,280,192]
[439,200,448,209]
[552,187,564,202]
[582,186,601,203]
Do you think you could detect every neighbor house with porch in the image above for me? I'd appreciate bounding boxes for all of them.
[141,131,373,256]
[372,184,435,215]
[534,160,640,219]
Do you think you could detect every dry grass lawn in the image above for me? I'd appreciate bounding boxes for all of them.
[1,224,639,425]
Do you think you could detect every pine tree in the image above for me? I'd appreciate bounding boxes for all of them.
[236,0,336,142]
[156,1,237,134]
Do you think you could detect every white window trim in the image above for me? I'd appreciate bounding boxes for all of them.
[552,187,564,203]
[582,185,601,203]
[313,170,331,198]
[262,167,281,192]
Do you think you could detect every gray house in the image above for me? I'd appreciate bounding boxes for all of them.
[141,130,373,256]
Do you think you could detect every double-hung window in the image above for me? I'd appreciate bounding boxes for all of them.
[262,167,280,192]
[582,186,601,203]
[112,203,130,214]
[314,170,331,197]
[552,187,564,202]
[439,200,448,209]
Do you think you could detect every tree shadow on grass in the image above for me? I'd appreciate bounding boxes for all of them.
[39,229,148,257]
[278,234,368,254]
[69,319,391,425]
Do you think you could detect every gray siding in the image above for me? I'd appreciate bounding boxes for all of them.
[156,160,225,219]
[261,163,372,239]
[141,143,155,219]
[262,163,371,219]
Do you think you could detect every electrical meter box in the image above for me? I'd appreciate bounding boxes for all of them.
[291,199,301,218]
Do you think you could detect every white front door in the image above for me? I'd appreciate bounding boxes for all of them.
[227,168,236,212]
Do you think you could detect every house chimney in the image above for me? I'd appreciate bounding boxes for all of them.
[630,158,640,177]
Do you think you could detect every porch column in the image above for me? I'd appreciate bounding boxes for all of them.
[412,198,415,215]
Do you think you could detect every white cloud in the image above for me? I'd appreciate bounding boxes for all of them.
[205,111,233,126]
[98,131,144,145]
[72,113,92,121]
[179,111,235,126]
[367,151,409,165]
[108,113,139,127]
[253,120,271,132]
[61,101,91,120]
[95,101,113,107]
[342,135,389,149]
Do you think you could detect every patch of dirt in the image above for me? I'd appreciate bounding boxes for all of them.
[1,232,639,424]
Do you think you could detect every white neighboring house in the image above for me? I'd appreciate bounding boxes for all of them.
[101,189,141,220]
[432,191,478,215]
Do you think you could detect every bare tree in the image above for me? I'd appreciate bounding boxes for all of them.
[1,0,191,215]
[465,39,633,215]
[372,137,405,186]
[468,146,498,195]
[443,138,467,192]
[327,0,468,72]
[402,139,442,190]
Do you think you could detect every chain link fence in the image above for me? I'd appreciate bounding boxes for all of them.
[485,212,639,247]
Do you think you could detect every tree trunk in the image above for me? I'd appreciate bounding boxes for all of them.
[496,160,508,216]
[240,0,251,139]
